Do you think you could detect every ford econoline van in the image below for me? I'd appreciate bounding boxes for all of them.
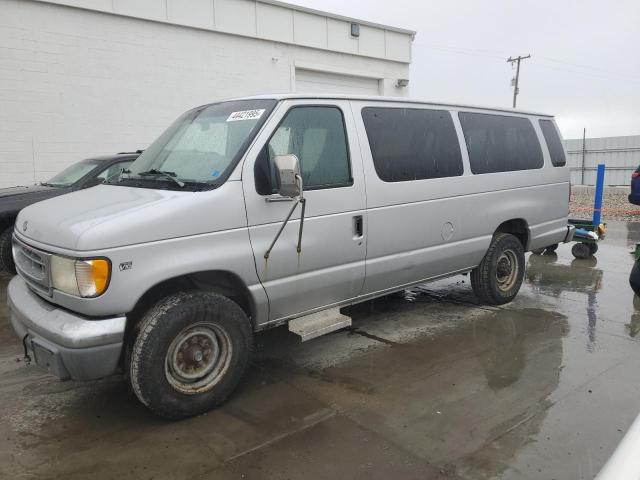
[7,94,574,418]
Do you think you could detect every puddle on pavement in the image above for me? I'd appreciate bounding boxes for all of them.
[0,272,569,480]
[285,306,568,479]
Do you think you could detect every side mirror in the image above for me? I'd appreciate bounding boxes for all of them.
[274,154,302,198]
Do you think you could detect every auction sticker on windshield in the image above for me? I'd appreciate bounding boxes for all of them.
[227,109,265,122]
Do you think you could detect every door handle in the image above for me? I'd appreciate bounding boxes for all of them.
[353,215,363,238]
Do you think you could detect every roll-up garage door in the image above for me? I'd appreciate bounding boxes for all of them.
[295,69,381,95]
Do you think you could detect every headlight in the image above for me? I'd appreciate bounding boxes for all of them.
[50,256,110,297]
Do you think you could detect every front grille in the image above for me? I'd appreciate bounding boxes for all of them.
[12,236,52,295]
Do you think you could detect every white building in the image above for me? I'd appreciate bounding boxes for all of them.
[0,0,415,187]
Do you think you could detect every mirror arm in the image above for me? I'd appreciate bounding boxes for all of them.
[296,197,306,254]
[264,174,305,259]
[264,198,301,259]
[295,174,305,253]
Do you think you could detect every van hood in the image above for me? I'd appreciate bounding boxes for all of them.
[16,183,246,252]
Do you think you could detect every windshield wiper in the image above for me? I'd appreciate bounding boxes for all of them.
[135,169,185,188]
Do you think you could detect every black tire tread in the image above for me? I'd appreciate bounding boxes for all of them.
[572,243,591,259]
[471,233,524,306]
[129,291,252,419]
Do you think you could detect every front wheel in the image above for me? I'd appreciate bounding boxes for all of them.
[471,233,525,305]
[129,291,252,419]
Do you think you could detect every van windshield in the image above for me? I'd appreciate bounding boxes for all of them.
[120,99,276,190]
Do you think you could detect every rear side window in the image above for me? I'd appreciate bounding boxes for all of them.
[361,107,463,182]
[539,119,566,167]
[459,112,543,174]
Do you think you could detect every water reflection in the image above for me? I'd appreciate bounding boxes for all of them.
[626,221,640,247]
[527,253,603,351]
[308,297,569,478]
[627,295,640,338]
[474,309,543,390]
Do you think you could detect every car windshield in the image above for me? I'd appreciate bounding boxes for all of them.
[123,99,277,190]
[45,160,99,187]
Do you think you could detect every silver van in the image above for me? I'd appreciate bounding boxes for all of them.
[7,94,574,418]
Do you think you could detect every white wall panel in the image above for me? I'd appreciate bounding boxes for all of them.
[167,0,214,30]
[32,0,414,63]
[0,0,410,187]
[113,0,166,21]
[293,10,327,49]
[256,2,293,43]
[385,30,411,62]
[49,0,112,11]
[295,69,380,95]
[327,18,357,55]
[215,0,257,36]
[358,25,385,59]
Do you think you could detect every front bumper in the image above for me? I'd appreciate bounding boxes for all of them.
[7,276,126,381]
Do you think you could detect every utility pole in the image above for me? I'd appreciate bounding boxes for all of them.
[507,54,531,108]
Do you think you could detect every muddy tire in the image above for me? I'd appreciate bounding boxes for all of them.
[471,233,525,305]
[130,291,252,420]
[0,224,16,274]
[571,243,591,259]
[588,243,598,255]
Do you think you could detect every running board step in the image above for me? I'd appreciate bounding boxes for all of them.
[288,308,352,342]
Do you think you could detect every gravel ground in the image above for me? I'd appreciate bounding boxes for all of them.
[570,185,640,222]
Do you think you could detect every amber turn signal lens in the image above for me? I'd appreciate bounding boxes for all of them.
[75,259,110,297]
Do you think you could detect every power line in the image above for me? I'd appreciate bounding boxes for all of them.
[507,54,531,108]
[420,42,640,82]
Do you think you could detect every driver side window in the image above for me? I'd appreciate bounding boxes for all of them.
[254,106,352,195]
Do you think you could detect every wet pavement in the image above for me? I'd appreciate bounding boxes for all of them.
[2,222,640,479]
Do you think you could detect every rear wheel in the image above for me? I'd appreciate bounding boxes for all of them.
[129,291,252,419]
[0,224,16,274]
[588,243,598,255]
[471,233,525,305]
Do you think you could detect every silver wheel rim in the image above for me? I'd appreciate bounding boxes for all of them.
[496,249,519,292]
[165,322,232,394]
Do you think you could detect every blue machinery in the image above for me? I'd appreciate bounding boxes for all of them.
[568,163,606,259]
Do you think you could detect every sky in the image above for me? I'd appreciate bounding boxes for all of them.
[290,0,640,140]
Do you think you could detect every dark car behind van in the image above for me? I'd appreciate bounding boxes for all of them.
[0,152,140,273]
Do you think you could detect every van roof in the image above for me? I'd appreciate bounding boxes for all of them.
[224,93,554,118]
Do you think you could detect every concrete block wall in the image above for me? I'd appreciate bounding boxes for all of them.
[0,0,412,187]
